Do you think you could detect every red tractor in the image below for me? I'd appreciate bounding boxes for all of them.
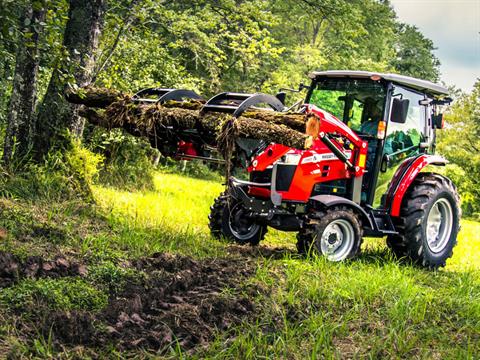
[206,71,460,269]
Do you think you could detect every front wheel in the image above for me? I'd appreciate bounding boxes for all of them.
[387,173,461,269]
[298,207,363,261]
[208,192,267,245]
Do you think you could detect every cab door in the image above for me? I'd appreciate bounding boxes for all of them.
[373,85,429,207]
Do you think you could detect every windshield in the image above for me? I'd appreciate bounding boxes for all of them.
[306,78,387,134]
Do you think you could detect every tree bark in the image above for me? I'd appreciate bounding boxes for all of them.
[2,3,45,164]
[76,101,312,153]
[33,0,106,160]
[66,87,307,132]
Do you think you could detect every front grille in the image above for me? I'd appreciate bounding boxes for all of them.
[275,164,296,191]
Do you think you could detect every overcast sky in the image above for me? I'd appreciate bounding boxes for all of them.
[391,0,480,92]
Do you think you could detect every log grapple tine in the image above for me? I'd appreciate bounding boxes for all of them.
[132,88,204,104]
[201,92,285,117]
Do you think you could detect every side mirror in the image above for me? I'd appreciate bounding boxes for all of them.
[275,91,286,105]
[391,98,409,124]
[432,113,444,129]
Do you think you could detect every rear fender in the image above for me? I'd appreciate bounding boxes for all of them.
[387,154,448,216]
[309,195,374,229]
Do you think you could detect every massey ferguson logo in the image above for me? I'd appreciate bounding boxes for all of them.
[301,152,351,164]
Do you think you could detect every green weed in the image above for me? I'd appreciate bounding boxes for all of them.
[87,261,143,295]
[0,278,108,312]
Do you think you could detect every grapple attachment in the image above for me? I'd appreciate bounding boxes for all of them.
[201,92,285,117]
[131,87,286,164]
[132,88,203,104]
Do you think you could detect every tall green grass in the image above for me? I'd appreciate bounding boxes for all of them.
[91,172,479,359]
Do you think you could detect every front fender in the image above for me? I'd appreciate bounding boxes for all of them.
[309,194,374,229]
[387,154,448,217]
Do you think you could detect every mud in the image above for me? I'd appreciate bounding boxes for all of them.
[93,253,258,352]
[0,251,263,355]
[226,244,297,260]
[0,249,276,354]
[0,251,87,287]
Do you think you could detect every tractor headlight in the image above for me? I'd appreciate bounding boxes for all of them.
[283,153,301,165]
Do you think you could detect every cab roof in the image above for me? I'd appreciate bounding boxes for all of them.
[309,70,449,97]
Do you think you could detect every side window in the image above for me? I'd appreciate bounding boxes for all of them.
[373,86,427,207]
[384,86,426,159]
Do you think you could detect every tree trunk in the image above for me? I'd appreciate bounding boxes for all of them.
[75,101,312,153]
[2,3,45,164]
[33,0,106,160]
[66,87,307,132]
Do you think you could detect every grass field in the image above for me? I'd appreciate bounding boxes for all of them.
[0,171,479,358]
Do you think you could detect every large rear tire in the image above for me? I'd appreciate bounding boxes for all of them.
[208,192,267,245]
[387,173,461,269]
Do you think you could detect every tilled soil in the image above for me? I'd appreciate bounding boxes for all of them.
[0,250,264,355]
[0,251,87,287]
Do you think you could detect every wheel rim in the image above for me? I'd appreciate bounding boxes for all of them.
[228,203,260,240]
[426,198,453,253]
[318,219,355,261]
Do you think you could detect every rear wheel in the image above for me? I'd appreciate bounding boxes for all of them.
[209,191,267,245]
[298,207,363,261]
[387,173,461,269]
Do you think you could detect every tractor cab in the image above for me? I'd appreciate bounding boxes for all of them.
[304,71,452,207]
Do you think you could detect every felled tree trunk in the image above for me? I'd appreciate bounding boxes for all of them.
[66,87,308,132]
[65,87,126,108]
[76,98,312,152]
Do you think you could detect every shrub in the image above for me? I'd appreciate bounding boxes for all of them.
[85,127,156,191]
[0,142,102,201]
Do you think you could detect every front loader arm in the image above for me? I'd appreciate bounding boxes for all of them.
[305,104,368,177]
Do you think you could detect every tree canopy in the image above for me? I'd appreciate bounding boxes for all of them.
[0,0,444,162]
[3,0,477,217]
[438,80,480,218]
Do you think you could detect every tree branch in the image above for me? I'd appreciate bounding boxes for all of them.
[91,0,140,83]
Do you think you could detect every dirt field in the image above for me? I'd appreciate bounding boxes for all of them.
[0,249,269,355]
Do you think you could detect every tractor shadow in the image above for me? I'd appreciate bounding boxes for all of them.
[225,243,400,265]
[224,242,464,275]
[225,244,298,260]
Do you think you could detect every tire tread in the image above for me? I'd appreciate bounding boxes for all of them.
[387,172,461,269]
